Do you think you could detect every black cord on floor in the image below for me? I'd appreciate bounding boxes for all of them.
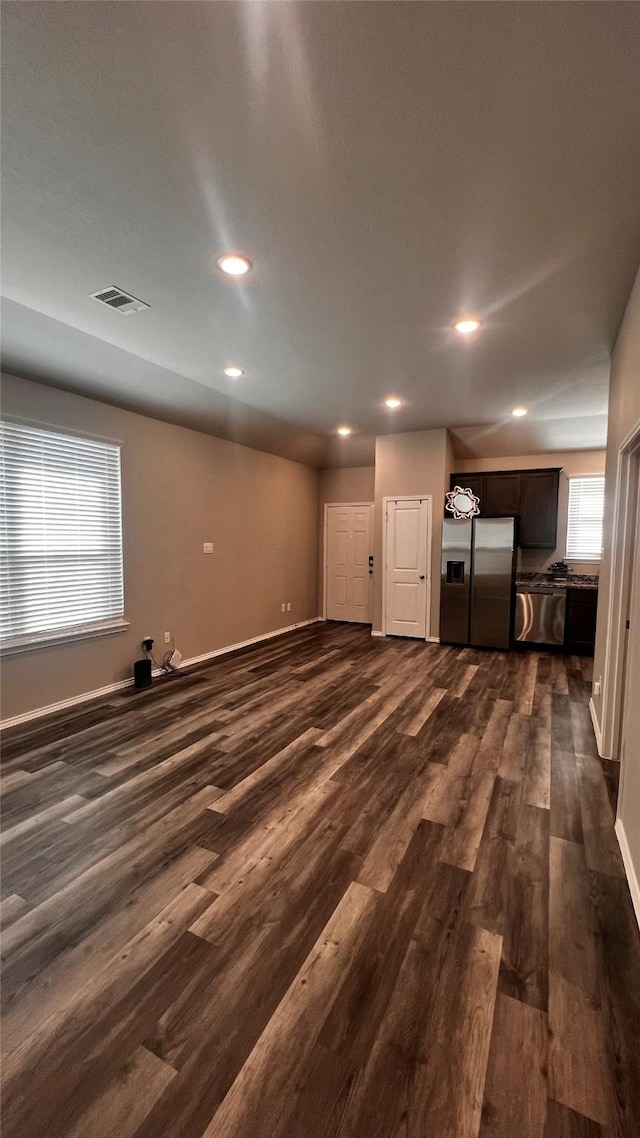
[145,649,171,674]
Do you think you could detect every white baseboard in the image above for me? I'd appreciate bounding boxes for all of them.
[615,818,640,932]
[371,631,440,643]
[0,677,135,730]
[0,618,321,731]
[174,618,320,670]
[589,697,608,758]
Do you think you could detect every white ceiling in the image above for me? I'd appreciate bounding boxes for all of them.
[2,1,639,467]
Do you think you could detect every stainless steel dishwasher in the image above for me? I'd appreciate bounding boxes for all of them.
[515,585,566,646]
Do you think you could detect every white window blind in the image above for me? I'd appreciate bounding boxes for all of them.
[0,421,124,650]
[566,475,605,561]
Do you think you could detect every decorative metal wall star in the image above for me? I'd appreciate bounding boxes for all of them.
[445,485,481,519]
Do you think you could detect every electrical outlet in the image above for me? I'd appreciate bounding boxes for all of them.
[287,602,291,612]
[203,542,214,554]
[281,602,286,613]
[164,632,171,644]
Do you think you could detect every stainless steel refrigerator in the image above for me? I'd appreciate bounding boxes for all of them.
[440,517,516,649]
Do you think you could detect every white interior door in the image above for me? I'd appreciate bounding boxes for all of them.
[326,504,373,623]
[384,497,430,638]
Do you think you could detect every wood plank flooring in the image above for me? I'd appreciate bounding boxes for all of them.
[1,623,639,1137]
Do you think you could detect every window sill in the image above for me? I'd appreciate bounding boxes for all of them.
[0,619,130,656]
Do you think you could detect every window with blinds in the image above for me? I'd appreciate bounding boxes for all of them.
[0,420,124,650]
[566,475,605,561]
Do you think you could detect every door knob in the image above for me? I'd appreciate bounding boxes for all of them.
[419,575,425,580]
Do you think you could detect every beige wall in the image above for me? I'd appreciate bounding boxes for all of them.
[318,466,375,506]
[593,269,640,731]
[317,466,375,614]
[452,451,606,574]
[1,373,319,721]
[373,430,449,636]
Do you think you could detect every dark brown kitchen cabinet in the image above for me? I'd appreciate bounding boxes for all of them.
[448,467,561,549]
[450,473,485,503]
[518,470,560,548]
[483,473,520,516]
[564,587,598,655]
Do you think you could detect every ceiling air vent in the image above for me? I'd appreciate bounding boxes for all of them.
[90,286,150,316]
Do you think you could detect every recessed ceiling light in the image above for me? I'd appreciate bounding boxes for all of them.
[384,397,402,409]
[223,366,244,378]
[512,407,528,417]
[217,254,251,276]
[337,426,352,437]
[454,318,482,335]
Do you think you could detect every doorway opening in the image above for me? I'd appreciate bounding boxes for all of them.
[600,421,640,764]
[598,419,640,926]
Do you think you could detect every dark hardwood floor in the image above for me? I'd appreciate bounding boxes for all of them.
[1,623,639,1137]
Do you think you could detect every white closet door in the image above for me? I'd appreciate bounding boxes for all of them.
[326,505,373,623]
[385,498,429,638]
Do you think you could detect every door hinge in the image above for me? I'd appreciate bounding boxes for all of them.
[626,619,631,630]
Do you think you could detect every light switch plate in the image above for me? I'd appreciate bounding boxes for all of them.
[203,542,214,554]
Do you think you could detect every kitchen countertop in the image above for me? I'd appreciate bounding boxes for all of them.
[515,572,599,591]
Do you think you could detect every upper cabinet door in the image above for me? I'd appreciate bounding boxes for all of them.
[483,473,520,516]
[519,470,560,548]
[449,474,485,514]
